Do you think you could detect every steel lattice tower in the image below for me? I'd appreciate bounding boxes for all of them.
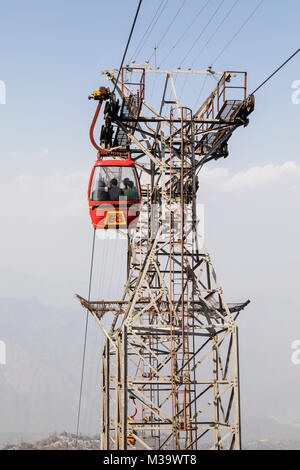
[78,65,254,450]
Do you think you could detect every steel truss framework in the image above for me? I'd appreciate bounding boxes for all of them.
[78,65,254,450]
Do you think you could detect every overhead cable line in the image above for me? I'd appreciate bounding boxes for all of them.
[158,0,211,67]
[130,0,168,64]
[129,0,166,63]
[251,47,300,95]
[75,228,96,445]
[77,2,143,437]
[194,74,209,110]
[179,0,225,67]
[177,0,225,101]
[211,0,264,65]
[190,0,240,67]
[148,0,187,62]
[113,0,143,93]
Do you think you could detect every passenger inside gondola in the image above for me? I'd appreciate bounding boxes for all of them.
[90,165,140,202]
[91,180,109,201]
[124,179,139,201]
[109,178,124,201]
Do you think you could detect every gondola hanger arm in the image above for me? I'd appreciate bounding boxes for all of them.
[88,87,111,156]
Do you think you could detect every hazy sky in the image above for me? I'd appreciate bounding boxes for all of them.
[0,0,299,439]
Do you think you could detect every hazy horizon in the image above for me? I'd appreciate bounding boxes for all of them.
[0,0,299,447]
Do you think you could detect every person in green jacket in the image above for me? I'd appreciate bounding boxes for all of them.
[123,179,139,201]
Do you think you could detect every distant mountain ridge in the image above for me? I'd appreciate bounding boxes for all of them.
[0,297,100,443]
[0,297,300,448]
[2,432,300,450]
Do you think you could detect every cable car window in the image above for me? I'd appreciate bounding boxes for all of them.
[90,166,140,201]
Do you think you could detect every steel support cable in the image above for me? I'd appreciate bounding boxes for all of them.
[84,237,109,432]
[112,0,143,94]
[149,71,159,103]
[158,0,211,67]
[178,75,189,103]
[147,0,187,63]
[179,0,236,105]
[178,0,225,67]
[190,0,240,67]
[129,0,166,63]
[194,73,208,110]
[75,228,96,446]
[84,328,101,430]
[251,47,300,95]
[178,66,215,103]
[84,238,110,433]
[211,0,265,65]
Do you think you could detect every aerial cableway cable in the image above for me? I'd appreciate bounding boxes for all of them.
[75,228,96,445]
[194,73,209,110]
[179,0,239,102]
[129,0,167,63]
[76,2,144,440]
[113,0,143,94]
[164,0,224,103]
[251,47,300,95]
[211,0,265,65]
[147,0,187,63]
[158,0,211,67]
[179,0,225,67]
[190,0,240,67]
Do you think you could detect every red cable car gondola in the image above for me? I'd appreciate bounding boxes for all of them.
[88,153,141,229]
[88,87,141,229]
